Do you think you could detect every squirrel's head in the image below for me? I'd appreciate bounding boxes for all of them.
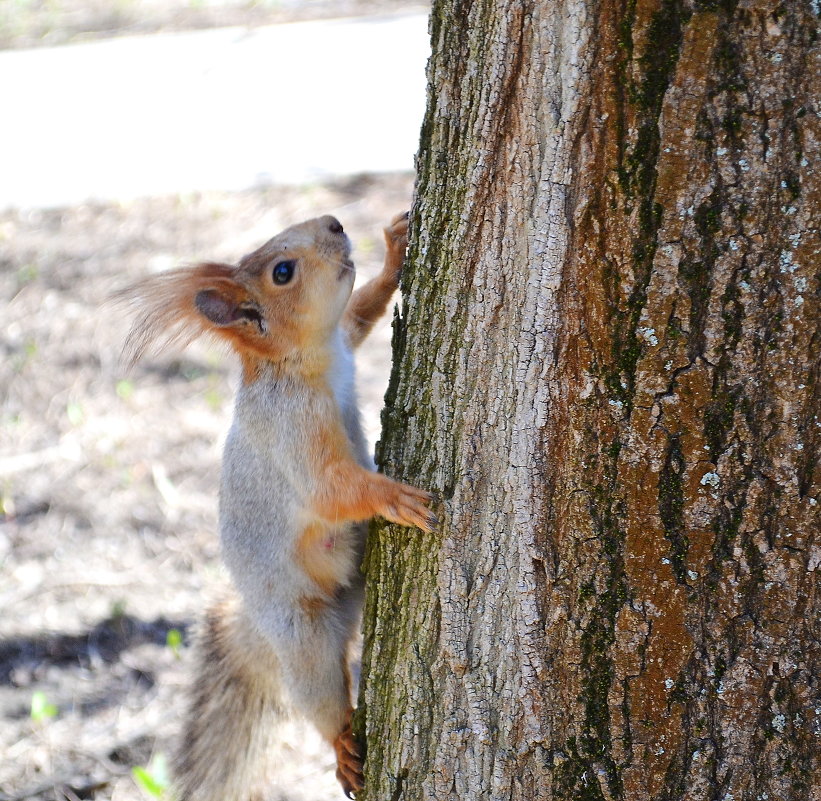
[121,215,355,370]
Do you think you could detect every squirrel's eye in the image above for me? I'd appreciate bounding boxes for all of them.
[272,260,296,285]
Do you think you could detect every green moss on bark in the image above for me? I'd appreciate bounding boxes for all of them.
[658,435,688,583]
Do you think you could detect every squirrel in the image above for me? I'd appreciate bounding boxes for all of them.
[121,212,437,799]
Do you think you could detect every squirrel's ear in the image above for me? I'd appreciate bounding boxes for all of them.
[195,288,266,331]
[195,289,235,325]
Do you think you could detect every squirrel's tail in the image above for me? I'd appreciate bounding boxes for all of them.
[173,591,282,801]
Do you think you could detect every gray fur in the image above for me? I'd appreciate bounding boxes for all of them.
[174,334,367,800]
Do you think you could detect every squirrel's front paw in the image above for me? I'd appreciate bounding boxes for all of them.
[384,210,409,246]
[380,479,438,533]
[334,723,364,798]
[382,211,409,285]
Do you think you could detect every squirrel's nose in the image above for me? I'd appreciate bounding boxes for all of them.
[325,216,344,235]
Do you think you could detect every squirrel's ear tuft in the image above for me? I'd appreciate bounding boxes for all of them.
[117,262,240,368]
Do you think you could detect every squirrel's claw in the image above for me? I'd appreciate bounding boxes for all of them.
[334,724,364,797]
[382,483,437,533]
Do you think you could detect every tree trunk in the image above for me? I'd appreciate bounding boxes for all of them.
[356,2,820,799]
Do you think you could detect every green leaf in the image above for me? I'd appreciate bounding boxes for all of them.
[30,691,58,721]
[204,388,223,410]
[132,754,169,799]
[132,767,164,798]
[110,599,127,619]
[166,628,182,658]
[66,402,84,426]
[116,379,135,400]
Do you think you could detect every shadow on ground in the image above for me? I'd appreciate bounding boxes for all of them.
[0,614,190,686]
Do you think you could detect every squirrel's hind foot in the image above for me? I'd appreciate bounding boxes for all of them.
[334,722,364,798]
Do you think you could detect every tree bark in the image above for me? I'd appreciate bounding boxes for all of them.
[357,2,820,800]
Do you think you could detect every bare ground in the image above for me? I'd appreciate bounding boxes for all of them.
[0,172,415,800]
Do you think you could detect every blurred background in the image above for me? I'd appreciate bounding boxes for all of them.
[0,2,429,799]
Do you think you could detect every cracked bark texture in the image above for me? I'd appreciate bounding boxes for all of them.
[357,1,820,799]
